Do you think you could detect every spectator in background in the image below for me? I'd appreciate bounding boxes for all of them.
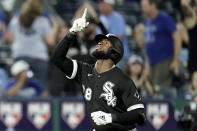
[5,0,59,87]
[126,55,155,97]
[135,8,189,92]
[134,23,145,52]
[97,0,130,69]
[5,60,47,98]
[141,0,181,86]
[181,0,197,78]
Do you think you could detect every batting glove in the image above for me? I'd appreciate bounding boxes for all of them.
[91,111,112,125]
[69,8,89,33]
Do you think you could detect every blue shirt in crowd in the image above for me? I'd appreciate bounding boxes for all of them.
[97,11,130,59]
[5,79,44,97]
[144,11,176,65]
[0,10,5,38]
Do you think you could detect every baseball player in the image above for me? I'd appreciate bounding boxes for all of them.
[52,8,146,131]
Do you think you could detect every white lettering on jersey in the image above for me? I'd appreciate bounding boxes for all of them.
[84,88,92,101]
[100,81,117,107]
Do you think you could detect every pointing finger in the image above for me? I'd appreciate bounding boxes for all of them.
[82,8,87,19]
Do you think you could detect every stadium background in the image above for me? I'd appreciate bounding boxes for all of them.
[0,0,196,131]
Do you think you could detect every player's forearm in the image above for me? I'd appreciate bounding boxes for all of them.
[51,32,76,75]
[112,108,146,126]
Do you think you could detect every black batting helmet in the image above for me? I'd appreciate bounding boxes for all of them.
[95,34,124,64]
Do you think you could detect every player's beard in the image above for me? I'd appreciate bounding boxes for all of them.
[91,50,110,60]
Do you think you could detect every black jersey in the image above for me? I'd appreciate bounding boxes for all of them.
[67,60,144,131]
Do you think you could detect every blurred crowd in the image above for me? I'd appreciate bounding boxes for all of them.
[0,0,197,105]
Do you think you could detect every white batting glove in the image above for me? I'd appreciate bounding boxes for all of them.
[91,111,112,125]
[69,8,89,33]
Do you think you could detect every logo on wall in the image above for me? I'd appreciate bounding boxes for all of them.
[61,102,85,129]
[27,102,51,129]
[0,102,22,128]
[147,103,169,130]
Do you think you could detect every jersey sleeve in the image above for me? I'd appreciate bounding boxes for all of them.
[65,60,90,84]
[121,80,144,111]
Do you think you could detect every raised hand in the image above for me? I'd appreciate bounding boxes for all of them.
[69,8,89,32]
